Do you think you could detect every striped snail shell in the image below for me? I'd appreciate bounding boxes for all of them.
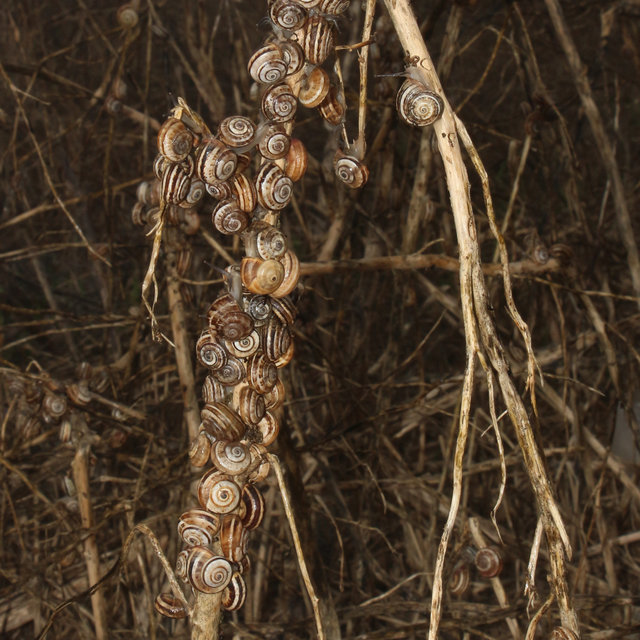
[207,476,242,514]
[264,317,292,362]
[186,546,234,594]
[131,201,147,226]
[334,150,369,188]
[317,86,345,125]
[285,138,308,182]
[449,564,470,596]
[181,179,205,207]
[205,179,234,201]
[256,162,293,210]
[196,330,227,370]
[136,180,157,206]
[225,329,261,359]
[231,174,257,213]
[248,43,287,84]
[66,382,91,406]
[202,375,227,404]
[222,573,247,611]
[263,377,285,410]
[175,549,189,581]
[295,0,320,6]
[154,593,188,619]
[161,160,192,204]
[213,354,247,386]
[218,116,257,148]
[319,0,351,14]
[247,221,287,260]
[396,79,444,127]
[241,483,266,530]
[212,199,250,235]
[275,340,294,368]
[295,15,335,65]
[42,392,67,422]
[246,294,272,325]
[474,546,503,578]
[271,250,300,299]
[257,410,280,446]
[178,509,221,546]
[269,0,307,30]
[195,138,238,184]
[207,294,254,341]
[212,441,252,475]
[220,514,249,562]
[234,383,266,425]
[157,117,194,162]
[248,443,271,482]
[280,40,305,75]
[247,352,278,394]
[200,401,246,441]
[176,247,192,276]
[236,152,252,174]
[241,257,285,295]
[153,154,166,180]
[550,628,579,640]
[261,83,297,123]
[257,123,290,160]
[298,67,330,108]
[270,296,297,324]
[189,430,212,467]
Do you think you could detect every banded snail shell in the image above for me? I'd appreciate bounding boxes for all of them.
[261,83,297,123]
[131,201,146,226]
[247,353,278,394]
[241,257,285,295]
[182,179,205,206]
[334,151,369,188]
[270,296,297,324]
[196,138,238,184]
[222,573,247,611]
[275,340,294,368]
[196,331,227,369]
[175,549,189,581]
[248,43,287,85]
[66,382,91,406]
[231,174,257,213]
[248,221,287,260]
[178,509,221,546]
[42,392,68,422]
[200,401,246,441]
[202,375,227,404]
[212,441,252,475]
[155,593,188,619]
[474,546,503,578]
[189,430,212,467]
[161,161,192,204]
[317,86,344,125]
[257,410,280,446]
[236,152,252,174]
[256,162,293,210]
[225,330,261,359]
[449,564,470,596]
[219,514,249,561]
[271,250,300,299]
[248,443,271,482]
[213,199,250,235]
[264,317,292,362]
[176,247,192,276]
[213,355,246,386]
[396,79,444,127]
[258,123,290,160]
[186,546,233,594]
[218,116,257,148]
[285,138,308,182]
[269,0,307,30]
[263,377,285,410]
[153,154,166,180]
[241,483,266,530]
[280,40,305,75]
[206,476,242,514]
[206,179,234,201]
[234,383,266,425]
[157,117,194,162]
[295,0,320,6]
[298,67,330,108]
[207,294,254,341]
[319,0,351,14]
[246,294,272,325]
[295,15,335,65]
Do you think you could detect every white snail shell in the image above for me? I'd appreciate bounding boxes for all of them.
[261,83,297,123]
[396,78,444,127]
[334,151,369,189]
[269,0,307,30]
[185,546,233,594]
[256,162,293,210]
[298,67,330,109]
[258,123,291,160]
[218,116,257,148]
[157,117,194,162]
[248,43,287,84]
[178,509,221,546]
[211,441,252,475]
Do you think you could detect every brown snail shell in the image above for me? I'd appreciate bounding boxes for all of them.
[117,2,139,28]
[263,377,285,410]
[213,355,246,386]
[234,383,266,425]
[195,138,238,184]
[189,430,212,467]
[298,67,330,108]
[449,564,470,596]
[219,514,249,561]
[246,294,273,325]
[207,294,254,341]
[248,443,271,482]
[317,86,344,126]
[294,15,335,65]
[181,179,205,207]
[161,160,192,204]
[269,0,307,30]
[131,201,146,226]
[258,123,290,160]
[285,138,308,182]
[178,509,221,546]
[206,475,242,514]
[231,174,258,213]
[396,79,444,127]
[206,179,234,201]
[200,401,246,441]
[157,117,194,162]
[211,441,252,475]
[196,331,228,370]
[474,546,503,578]
[241,257,285,295]
[222,572,247,611]
[218,116,257,148]
[154,593,188,619]
[256,162,293,210]
[241,483,266,530]
[247,221,288,260]
[257,410,280,445]
[247,352,278,394]
[202,375,227,404]
[212,199,250,235]
[66,382,91,406]
[185,546,233,594]
[271,250,300,298]
[334,150,369,189]
[42,392,67,423]
[176,247,192,276]
[153,154,166,180]
[264,317,292,362]
[274,340,294,368]
[261,83,297,123]
[225,330,261,359]
[319,0,350,14]
[280,40,305,75]
[248,44,287,85]
[550,628,579,640]
[270,297,297,324]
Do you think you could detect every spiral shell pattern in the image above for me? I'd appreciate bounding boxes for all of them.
[256,162,293,210]
[396,79,444,127]
[212,441,252,475]
[270,0,307,30]
[154,593,188,619]
[334,152,369,189]
[248,44,287,84]
[262,83,297,123]
[213,199,250,235]
[258,124,291,160]
[218,116,256,148]
[157,117,194,162]
[178,509,221,546]
[187,546,233,594]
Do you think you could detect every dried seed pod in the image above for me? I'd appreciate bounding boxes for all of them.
[295,15,335,65]
[218,116,257,148]
[320,0,350,14]
[396,78,444,127]
[178,509,221,546]
[196,331,228,370]
[206,179,234,201]
[248,43,287,84]
[234,383,266,425]
[280,40,305,75]
[256,162,293,210]
[182,179,205,207]
[186,546,233,594]
[219,514,249,561]
[261,83,297,123]
[66,382,91,406]
[258,123,291,160]
[212,441,252,475]
[263,377,285,409]
[271,250,300,298]
[196,138,238,184]
[270,0,307,30]
[155,593,188,619]
[241,257,285,295]
[200,402,246,441]
[334,150,369,188]
[41,392,67,423]
[247,353,278,394]
[161,161,192,204]
[248,443,271,482]
[449,564,470,596]
[246,295,272,325]
[298,67,330,108]
[214,355,246,386]
[241,483,266,530]
[317,86,344,125]
[225,330,261,359]
[189,430,212,467]
[474,546,503,578]
[257,410,280,445]
[230,174,257,213]
[207,476,242,514]
[213,199,250,235]
[270,297,297,324]
[285,138,308,182]
[247,221,288,260]
[202,375,226,404]
[157,117,194,162]
[222,573,247,611]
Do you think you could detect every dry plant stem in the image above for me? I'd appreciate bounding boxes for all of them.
[543,0,640,308]
[356,0,376,151]
[381,0,579,637]
[71,440,107,640]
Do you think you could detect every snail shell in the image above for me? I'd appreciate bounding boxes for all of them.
[550,629,579,640]
[474,546,503,578]
[157,117,194,162]
[200,401,246,441]
[295,15,335,65]
[195,138,238,184]
[206,179,234,201]
[261,83,297,123]
[241,483,266,530]
[212,441,252,475]
[202,375,227,404]
[270,297,297,324]
[280,40,305,75]
[256,162,293,210]
[241,257,285,295]
[66,382,91,406]
[153,154,166,180]
[218,116,257,148]
[178,509,221,546]
[186,546,233,594]
[117,3,139,29]
[248,43,287,84]
[206,476,242,514]
[212,199,250,235]
[396,78,444,127]
[295,0,320,6]
[317,86,344,125]
[196,331,228,370]
[161,160,192,204]
[257,410,280,445]
[136,180,158,206]
[449,564,470,596]
[264,317,292,362]
[176,247,192,276]
[154,593,188,619]
[298,67,330,108]
[225,330,261,359]
[319,0,351,14]
[131,201,146,226]
[189,430,212,467]
[258,123,290,160]
[271,250,300,298]
[274,340,294,368]
[263,377,285,410]
[248,443,271,482]
[247,221,288,260]
[246,294,272,325]
[234,383,266,425]
[231,174,257,213]
[175,549,189,581]
[181,179,205,207]
[219,514,249,562]
[222,573,247,611]
[207,294,254,341]
[213,355,246,386]
[247,353,278,394]
[334,150,369,188]
[269,0,307,30]
[285,138,308,182]
[42,392,67,422]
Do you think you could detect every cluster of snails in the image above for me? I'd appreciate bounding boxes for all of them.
[449,545,504,597]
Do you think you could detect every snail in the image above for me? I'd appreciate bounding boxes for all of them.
[257,410,280,445]
[271,249,300,298]
[218,116,257,149]
[550,629,579,640]
[319,0,351,14]
[213,355,247,386]
[154,593,188,619]
[66,382,91,407]
[202,375,227,404]
[317,86,345,125]
[195,331,228,370]
[231,173,258,213]
[117,2,139,29]
[161,160,192,204]
[474,546,503,578]
[256,162,293,210]
[334,150,369,189]
[131,201,147,226]
[178,509,221,546]
[246,294,273,325]
[257,123,291,160]
[157,117,194,162]
[195,138,238,184]
[207,294,254,341]
[285,138,308,182]
[280,40,305,75]
[396,78,444,127]
[185,546,234,594]
[181,179,205,207]
[263,377,285,410]
[449,564,470,596]
[234,383,266,425]
[189,430,212,467]
[241,483,266,530]
[211,440,252,475]
[205,475,242,514]
[294,15,335,65]
[206,179,234,201]
[176,247,193,276]
[262,82,297,123]
[248,43,287,84]
[248,443,271,482]
[222,573,247,611]
[270,296,297,325]
[264,316,292,362]
[219,514,249,561]
[41,392,67,423]
[247,353,278,394]
[212,199,251,235]
[200,401,246,441]
[298,67,330,109]
[225,329,261,359]
[247,221,288,260]
[269,0,307,31]
[241,257,285,295]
